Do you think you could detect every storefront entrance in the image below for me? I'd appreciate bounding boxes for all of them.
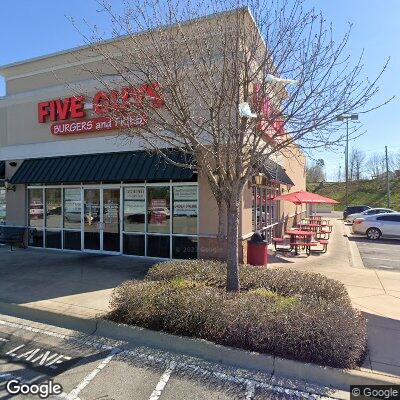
[83,187,120,253]
[27,183,198,259]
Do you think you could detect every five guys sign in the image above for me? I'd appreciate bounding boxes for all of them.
[38,83,164,135]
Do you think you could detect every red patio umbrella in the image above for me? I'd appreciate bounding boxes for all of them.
[272,190,338,205]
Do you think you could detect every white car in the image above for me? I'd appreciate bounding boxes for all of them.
[352,213,400,240]
[346,208,395,223]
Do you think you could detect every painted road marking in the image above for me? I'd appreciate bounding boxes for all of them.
[148,362,176,400]
[5,344,72,369]
[0,318,336,399]
[64,348,120,400]
[363,256,400,262]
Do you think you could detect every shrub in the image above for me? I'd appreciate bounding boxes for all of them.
[146,260,349,303]
[109,279,366,368]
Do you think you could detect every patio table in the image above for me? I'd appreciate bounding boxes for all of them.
[285,230,316,255]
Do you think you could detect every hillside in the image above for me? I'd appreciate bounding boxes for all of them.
[307,179,400,211]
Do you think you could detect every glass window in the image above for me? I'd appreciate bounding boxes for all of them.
[45,230,61,249]
[63,231,81,250]
[29,229,43,247]
[45,188,62,228]
[29,188,44,228]
[172,236,198,259]
[123,234,145,256]
[103,188,120,252]
[124,187,145,232]
[147,186,170,234]
[173,186,197,234]
[0,188,5,224]
[64,188,82,229]
[147,235,170,258]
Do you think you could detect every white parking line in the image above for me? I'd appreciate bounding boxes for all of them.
[363,257,399,262]
[148,362,176,400]
[64,348,120,400]
[0,318,336,399]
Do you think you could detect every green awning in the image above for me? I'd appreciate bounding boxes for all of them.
[260,159,294,186]
[9,150,196,184]
[0,161,4,180]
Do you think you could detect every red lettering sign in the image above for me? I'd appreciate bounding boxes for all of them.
[92,83,164,115]
[38,83,163,135]
[38,97,86,123]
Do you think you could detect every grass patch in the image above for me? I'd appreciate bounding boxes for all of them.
[109,260,366,369]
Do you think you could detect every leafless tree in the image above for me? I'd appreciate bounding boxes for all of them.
[389,150,400,173]
[70,0,390,291]
[349,148,366,180]
[306,159,325,183]
[366,152,385,179]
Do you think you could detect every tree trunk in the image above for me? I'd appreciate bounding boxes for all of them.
[226,198,240,292]
[217,199,226,240]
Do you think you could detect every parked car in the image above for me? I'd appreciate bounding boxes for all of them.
[352,212,400,239]
[346,207,396,223]
[343,205,371,220]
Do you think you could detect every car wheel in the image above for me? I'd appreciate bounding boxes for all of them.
[366,227,381,240]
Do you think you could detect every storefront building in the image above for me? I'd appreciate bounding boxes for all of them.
[0,12,306,261]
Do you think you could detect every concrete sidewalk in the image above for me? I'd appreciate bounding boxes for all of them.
[268,212,400,378]
[0,248,154,318]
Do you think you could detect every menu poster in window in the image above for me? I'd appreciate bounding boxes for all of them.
[125,187,146,215]
[174,186,197,217]
[125,187,145,201]
[173,201,197,216]
[65,191,81,213]
[151,199,167,209]
[173,186,197,201]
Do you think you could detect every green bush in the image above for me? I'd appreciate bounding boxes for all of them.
[146,260,349,303]
[109,278,366,368]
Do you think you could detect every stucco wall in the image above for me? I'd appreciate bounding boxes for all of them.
[281,144,307,219]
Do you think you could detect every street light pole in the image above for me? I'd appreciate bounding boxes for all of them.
[336,113,359,209]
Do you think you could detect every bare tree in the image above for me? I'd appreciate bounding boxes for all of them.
[366,152,385,179]
[307,159,326,182]
[70,0,390,291]
[349,148,366,180]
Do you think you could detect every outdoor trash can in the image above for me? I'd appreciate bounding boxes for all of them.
[247,231,268,266]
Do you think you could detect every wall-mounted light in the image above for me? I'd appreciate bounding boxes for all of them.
[8,161,17,167]
[4,180,16,192]
[254,173,264,186]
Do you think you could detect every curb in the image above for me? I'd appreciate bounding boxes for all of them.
[343,223,365,269]
[1,301,399,392]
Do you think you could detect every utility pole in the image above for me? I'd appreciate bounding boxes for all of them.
[385,145,391,208]
[337,114,358,208]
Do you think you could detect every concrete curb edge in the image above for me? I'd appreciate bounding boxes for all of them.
[343,223,365,269]
[0,301,399,391]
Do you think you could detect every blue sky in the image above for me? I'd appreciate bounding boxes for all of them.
[0,0,399,180]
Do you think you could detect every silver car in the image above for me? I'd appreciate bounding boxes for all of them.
[346,207,395,223]
[352,212,400,240]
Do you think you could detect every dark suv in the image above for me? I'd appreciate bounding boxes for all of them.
[343,205,371,220]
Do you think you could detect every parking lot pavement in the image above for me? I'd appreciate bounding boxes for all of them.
[350,236,400,271]
[0,315,337,400]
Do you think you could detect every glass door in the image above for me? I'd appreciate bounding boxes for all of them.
[103,188,121,252]
[83,188,101,251]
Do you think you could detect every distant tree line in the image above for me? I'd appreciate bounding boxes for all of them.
[334,148,400,181]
